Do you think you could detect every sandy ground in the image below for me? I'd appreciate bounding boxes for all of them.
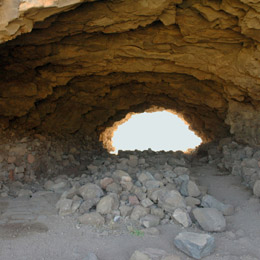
[0,163,260,260]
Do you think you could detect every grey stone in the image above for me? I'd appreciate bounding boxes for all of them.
[83,253,99,260]
[113,169,131,182]
[172,208,192,228]
[17,189,32,198]
[241,158,258,168]
[150,207,165,219]
[119,205,133,217]
[155,189,186,212]
[78,212,105,226]
[187,181,201,197]
[78,183,103,200]
[138,171,154,184]
[96,193,119,214]
[144,180,163,190]
[168,158,186,167]
[193,208,226,232]
[130,205,150,221]
[253,180,260,197]
[174,232,215,259]
[141,198,154,208]
[140,214,160,228]
[175,174,189,186]
[56,199,73,216]
[106,182,122,193]
[79,198,100,213]
[185,197,201,207]
[201,195,234,216]
[128,155,138,167]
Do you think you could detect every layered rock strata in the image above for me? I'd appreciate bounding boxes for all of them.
[0,0,259,146]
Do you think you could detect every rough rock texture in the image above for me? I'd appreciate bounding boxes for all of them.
[0,0,259,149]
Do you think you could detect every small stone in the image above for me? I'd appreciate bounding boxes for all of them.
[87,165,98,173]
[144,180,163,190]
[56,199,73,216]
[27,154,35,164]
[150,207,165,219]
[155,189,186,213]
[173,166,190,175]
[172,208,192,227]
[113,170,131,182]
[187,181,201,197]
[106,183,122,193]
[44,180,55,190]
[121,180,133,191]
[128,155,138,167]
[51,180,70,193]
[129,195,140,205]
[201,195,234,216]
[96,193,119,214]
[193,208,226,232]
[131,205,150,221]
[253,180,260,197]
[78,183,103,200]
[79,198,100,213]
[78,212,105,226]
[185,197,201,207]
[71,200,81,213]
[83,253,99,260]
[17,189,32,198]
[119,205,133,217]
[138,171,154,184]
[140,214,160,228]
[7,156,16,163]
[100,177,114,189]
[141,198,154,208]
[14,166,25,174]
[174,232,215,259]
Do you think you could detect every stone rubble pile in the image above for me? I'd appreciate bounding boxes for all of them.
[217,140,260,197]
[0,133,102,188]
[2,136,260,259]
[50,149,232,240]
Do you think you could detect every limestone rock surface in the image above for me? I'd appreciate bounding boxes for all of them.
[0,0,260,148]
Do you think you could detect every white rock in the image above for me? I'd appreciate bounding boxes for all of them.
[172,208,192,228]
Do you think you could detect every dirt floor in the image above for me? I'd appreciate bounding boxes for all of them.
[0,163,260,260]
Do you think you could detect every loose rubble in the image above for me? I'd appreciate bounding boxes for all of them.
[1,134,260,259]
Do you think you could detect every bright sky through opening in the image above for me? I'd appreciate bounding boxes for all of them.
[112,111,202,153]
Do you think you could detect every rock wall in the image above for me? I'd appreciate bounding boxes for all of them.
[0,0,260,145]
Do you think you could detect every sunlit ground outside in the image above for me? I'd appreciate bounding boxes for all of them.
[112,111,202,153]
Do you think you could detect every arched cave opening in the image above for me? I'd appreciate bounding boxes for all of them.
[1,0,260,259]
[100,108,202,153]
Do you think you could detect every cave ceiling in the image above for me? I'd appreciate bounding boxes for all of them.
[0,0,260,144]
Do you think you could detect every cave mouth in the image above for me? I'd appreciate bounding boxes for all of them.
[100,109,202,154]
